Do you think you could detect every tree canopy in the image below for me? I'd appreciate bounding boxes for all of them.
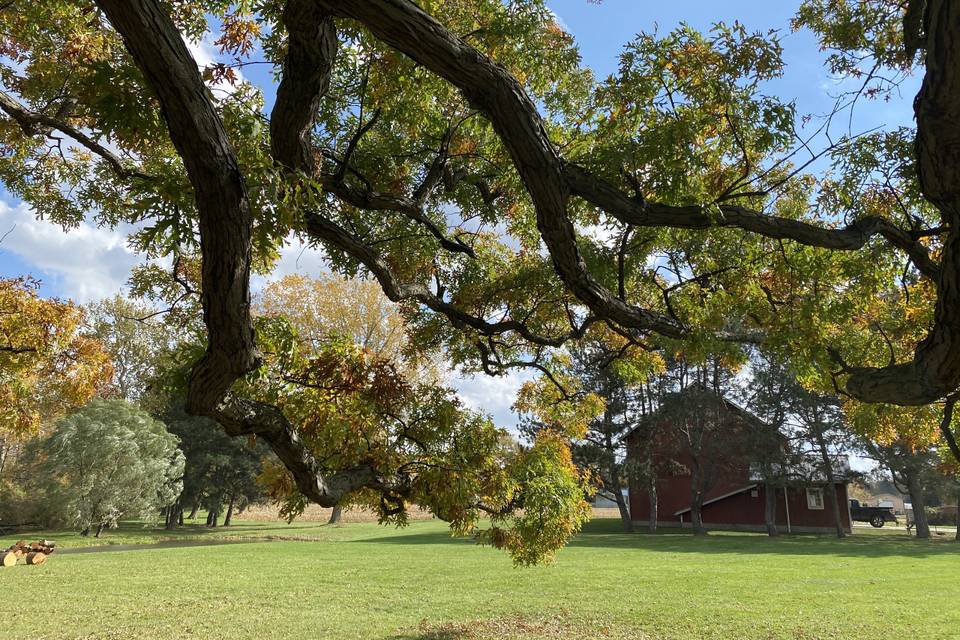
[2,0,960,559]
[30,399,184,536]
[0,277,112,440]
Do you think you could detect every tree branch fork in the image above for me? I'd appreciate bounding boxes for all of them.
[50,0,960,508]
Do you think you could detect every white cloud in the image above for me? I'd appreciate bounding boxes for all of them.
[453,369,533,432]
[186,34,246,96]
[271,235,329,279]
[251,234,330,295]
[0,197,541,432]
[547,7,571,34]
[0,200,145,302]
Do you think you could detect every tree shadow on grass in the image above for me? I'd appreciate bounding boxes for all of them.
[352,517,960,559]
[1,520,319,549]
[567,518,960,558]
[350,530,475,547]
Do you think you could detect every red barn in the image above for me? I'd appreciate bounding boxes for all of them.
[626,394,852,534]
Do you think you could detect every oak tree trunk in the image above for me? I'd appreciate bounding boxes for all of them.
[223,495,236,527]
[327,504,343,525]
[690,485,706,536]
[648,477,658,534]
[613,489,633,533]
[764,483,779,537]
[955,489,959,542]
[907,474,930,539]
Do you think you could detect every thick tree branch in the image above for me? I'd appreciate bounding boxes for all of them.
[93,0,371,508]
[96,0,258,417]
[314,0,690,340]
[565,163,941,281]
[938,396,960,464]
[268,0,596,344]
[314,0,960,406]
[0,90,153,181]
[844,0,960,404]
[214,396,382,506]
[269,0,337,175]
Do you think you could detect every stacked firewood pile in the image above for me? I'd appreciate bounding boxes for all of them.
[0,540,55,567]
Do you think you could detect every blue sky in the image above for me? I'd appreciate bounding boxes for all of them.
[0,2,922,430]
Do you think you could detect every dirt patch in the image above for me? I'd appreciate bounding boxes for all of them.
[400,613,647,640]
[589,508,623,520]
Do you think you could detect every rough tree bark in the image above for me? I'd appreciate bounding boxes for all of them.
[647,473,658,534]
[906,473,931,539]
[955,487,959,542]
[223,495,236,527]
[764,484,779,537]
[812,428,846,539]
[94,0,400,510]
[327,504,343,525]
[843,0,960,405]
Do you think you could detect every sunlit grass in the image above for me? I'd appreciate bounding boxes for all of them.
[2,517,957,639]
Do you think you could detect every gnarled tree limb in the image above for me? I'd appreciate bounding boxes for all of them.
[94,0,359,507]
[565,163,941,282]
[844,0,960,404]
[97,0,960,435]
[0,90,153,181]
[314,0,960,406]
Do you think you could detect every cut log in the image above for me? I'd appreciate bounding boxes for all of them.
[1,551,16,567]
[25,552,45,565]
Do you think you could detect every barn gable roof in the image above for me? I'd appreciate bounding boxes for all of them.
[624,385,777,441]
[673,484,759,516]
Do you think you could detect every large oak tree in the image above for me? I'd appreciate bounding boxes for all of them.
[3,0,959,556]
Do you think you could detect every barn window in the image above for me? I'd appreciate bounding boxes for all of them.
[806,487,825,510]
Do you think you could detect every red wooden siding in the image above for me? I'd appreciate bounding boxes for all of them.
[626,420,852,533]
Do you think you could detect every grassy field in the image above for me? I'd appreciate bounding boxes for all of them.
[1,517,957,639]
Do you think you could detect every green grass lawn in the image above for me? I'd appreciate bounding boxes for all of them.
[2,517,957,639]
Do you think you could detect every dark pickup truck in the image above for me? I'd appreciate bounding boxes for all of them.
[849,499,898,528]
